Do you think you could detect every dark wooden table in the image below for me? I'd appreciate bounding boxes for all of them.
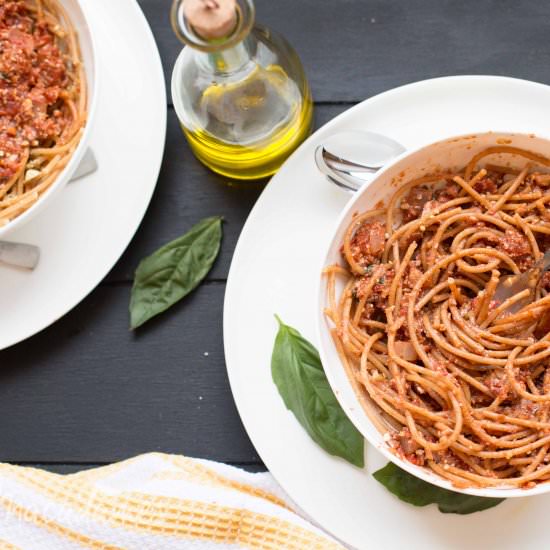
[2,0,550,475]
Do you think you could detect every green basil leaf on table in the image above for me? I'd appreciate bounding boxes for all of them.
[271,316,364,468]
[373,462,505,514]
[129,216,223,329]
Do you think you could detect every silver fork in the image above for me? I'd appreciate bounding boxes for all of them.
[0,149,98,270]
[492,249,550,313]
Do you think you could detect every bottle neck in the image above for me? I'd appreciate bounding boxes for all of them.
[195,35,252,74]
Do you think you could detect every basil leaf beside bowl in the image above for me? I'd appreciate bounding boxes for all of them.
[271,316,364,468]
[373,462,505,514]
[270,320,505,513]
[130,216,223,329]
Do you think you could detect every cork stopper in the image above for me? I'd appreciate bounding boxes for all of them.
[184,0,238,40]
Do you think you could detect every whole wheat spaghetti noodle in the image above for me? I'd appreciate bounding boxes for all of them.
[0,0,86,226]
[325,146,550,489]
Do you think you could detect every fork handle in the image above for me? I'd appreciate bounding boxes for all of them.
[540,250,550,273]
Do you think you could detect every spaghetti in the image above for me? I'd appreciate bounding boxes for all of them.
[325,146,550,489]
[0,0,85,226]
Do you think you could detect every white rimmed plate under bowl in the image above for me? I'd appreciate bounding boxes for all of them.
[224,76,550,550]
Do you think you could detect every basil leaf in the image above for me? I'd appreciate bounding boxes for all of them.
[373,462,504,514]
[271,316,364,467]
[130,217,223,329]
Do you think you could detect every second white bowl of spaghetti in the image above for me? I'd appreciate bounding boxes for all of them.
[318,131,550,497]
[0,0,97,236]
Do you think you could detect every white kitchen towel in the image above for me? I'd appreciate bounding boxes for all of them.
[0,453,345,549]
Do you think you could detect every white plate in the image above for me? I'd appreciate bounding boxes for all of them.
[0,0,166,349]
[224,76,550,550]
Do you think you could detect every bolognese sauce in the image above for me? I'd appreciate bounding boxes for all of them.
[0,1,71,181]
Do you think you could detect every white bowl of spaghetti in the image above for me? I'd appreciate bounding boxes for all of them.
[0,0,97,235]
[319,131,550,497]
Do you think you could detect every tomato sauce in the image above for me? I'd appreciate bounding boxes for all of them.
[0,1,70,182]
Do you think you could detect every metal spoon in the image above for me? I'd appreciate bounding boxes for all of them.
[0,149,98,271]
[315,130,406,192]
[0,241,40,270]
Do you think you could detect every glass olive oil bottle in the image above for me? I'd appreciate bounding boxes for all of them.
[171,0,313,180]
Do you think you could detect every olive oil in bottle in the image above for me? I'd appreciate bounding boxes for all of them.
[171,0,313,180]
